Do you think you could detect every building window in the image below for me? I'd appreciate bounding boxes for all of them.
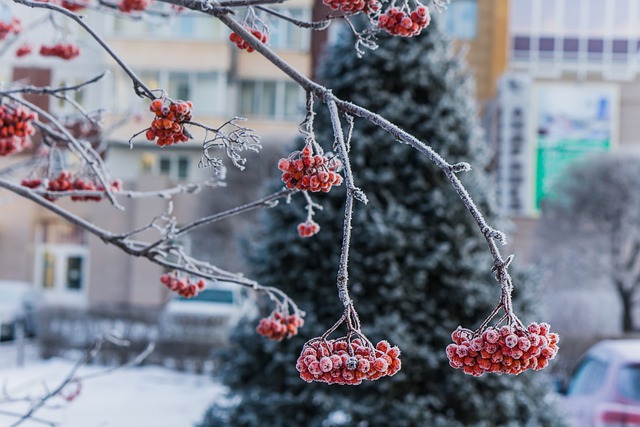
[112,70,226,115]
[35,222,89,298]
[267,8,310,51]
[238,80,302,121]
[443,0,477,40]
[112,11,227,40]
[158,155,190,180]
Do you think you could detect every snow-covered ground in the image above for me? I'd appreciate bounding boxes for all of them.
[0,355,226,427]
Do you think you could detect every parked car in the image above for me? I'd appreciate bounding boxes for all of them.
[559,339,640,427]
[158,280,256,342]
[0,281,41,340]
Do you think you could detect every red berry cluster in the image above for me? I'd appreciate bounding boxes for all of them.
[40,171,122,202]
[296,339,401,385]
[297,219,320,238]
[59,0,89,11]
[278,146,343,193]
[70,177,122,201]
[20,178,42,189]
[39,43,81,60]
[378,5,430,37]
[119,0,153,12]
[0,18,21,41]
[256,311,304,341]
[160,271,206,298]
[323,0,380,15]
[229,28,268,53]
[16,44,32,58]
[145,98,193,147]
[446,323,559,377]
[0,104,37,156]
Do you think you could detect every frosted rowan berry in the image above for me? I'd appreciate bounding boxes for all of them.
[470,337,485,351]
[357,359,370,373]
[373,357,388,372]
[319,356,333,372]
[505,334,518,348]
[483,328,500,344]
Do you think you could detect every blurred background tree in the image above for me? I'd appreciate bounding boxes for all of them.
[199,18,568,427]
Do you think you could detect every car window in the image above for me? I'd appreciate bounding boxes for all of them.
[617,363,640,401]
[566,355,609,396]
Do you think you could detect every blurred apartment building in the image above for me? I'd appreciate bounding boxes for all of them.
[0,3,312,309]
[0,0,509,310]
[494,0,640,261]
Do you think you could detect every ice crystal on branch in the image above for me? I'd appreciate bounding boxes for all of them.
[200,118,262,173]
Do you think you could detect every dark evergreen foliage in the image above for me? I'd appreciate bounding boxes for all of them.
[199,19,568,427]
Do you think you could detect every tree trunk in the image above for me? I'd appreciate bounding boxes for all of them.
[621,293,635,333]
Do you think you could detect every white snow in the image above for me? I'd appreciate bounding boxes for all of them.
[0,357,226,427]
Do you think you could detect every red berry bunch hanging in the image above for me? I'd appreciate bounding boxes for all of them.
[16,44,32,58]
[278,145,343,193]
[119,0,153,12]
[58,0,89,11]
[446,322,559,377]
[256,311,304,341]
[145,98,193,147]
[43,171,122,202]
[70,177,122,201]
[0,104,37,156]
[45,171,73,200]
[297,219,320,238]
[323,0,381,15]
[20,178,42,189]
[160,271,206,298]
[229,27,268,53]
[0,18,21,41]
[39,43,81,60]
[378,5,430,37]
[296,338,401,385]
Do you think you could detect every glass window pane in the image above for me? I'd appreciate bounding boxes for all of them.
[239,81,256,116]
[177,157,189,179]
[567,356,609,396]
[539,37,555,52]
[617,364,640,401]
[193,72,219,115]
[283,82,301,120]
[66,256,84,290]
[159,157,171,175]
[562,0,581,36]
[168,72,190,101]
[260,82,277,117]
[42,251,55,290]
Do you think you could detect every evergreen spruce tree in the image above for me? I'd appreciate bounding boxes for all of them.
[200,19,568,427]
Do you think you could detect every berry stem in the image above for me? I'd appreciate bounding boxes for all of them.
[326,99,356,309]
